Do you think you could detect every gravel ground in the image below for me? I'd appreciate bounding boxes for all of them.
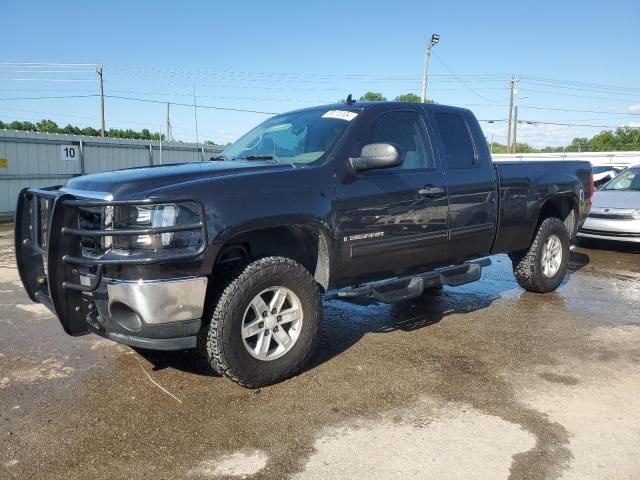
[0,224,639,480]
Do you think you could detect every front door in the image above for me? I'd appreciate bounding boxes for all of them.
[334,108,449,286]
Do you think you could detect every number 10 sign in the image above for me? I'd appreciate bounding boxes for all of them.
[60,145,79,161]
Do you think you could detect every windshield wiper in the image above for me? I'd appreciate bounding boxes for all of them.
[234,155,277,161]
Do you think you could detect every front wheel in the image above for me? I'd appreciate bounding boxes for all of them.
[202,256,322,388]
[510,217,570,293]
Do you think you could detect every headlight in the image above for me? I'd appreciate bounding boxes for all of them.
[632,210,640,219]
[110,202,202,251]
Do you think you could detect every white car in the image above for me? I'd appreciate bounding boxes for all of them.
[578,165,640,243]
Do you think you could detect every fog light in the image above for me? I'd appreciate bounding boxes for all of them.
[109,301,143,332]
[632,210,640,219]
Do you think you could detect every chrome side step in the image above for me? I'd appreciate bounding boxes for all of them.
[334,258,491,304]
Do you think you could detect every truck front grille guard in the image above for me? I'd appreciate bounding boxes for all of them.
[58,197,207,292]
[16,187,208,335]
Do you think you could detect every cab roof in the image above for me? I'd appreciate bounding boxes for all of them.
[284,100,471,116]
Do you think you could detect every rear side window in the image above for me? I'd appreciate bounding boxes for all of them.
[435,113,476,169]
[367,110,435,170]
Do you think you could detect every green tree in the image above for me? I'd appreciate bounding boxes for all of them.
[62,124,82,135]
[610,127,640,151]
[489,142,510,154]
[566,137,589,152]
[393,93,435,103]
[81,127,99,136]
[36,119,59,133]
[359,91,387,101]
[394,93,421,102]
[8,121,37,131]
[513,143,538,153]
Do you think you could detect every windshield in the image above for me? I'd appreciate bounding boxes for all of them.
[220,107,359,165]
[602,167,640,191]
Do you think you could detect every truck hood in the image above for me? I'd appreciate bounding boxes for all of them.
[64,160,293,198]
[592,190,640,209]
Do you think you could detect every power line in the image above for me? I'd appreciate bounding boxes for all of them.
[0,94,99,101]
[0,87,331,103]
[107,63,510,80]
[521,75,640,94]
[520,105,640,117]
[518,88,639,103]
[0,106,245,137]
[105,95,279,114]
[0,62,97,68]
[0,88,97,93]
[0,92,278,114]
[0,106,164,128]
[107,90,332,103]
[520,80,640,98]
[0,78,95,83]
[3,92,639,119]
[430,52,500,103]
[3,62,638,94]
[518,119,640,129]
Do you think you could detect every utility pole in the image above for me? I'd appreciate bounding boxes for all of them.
[512,106,518,154]
[166,102,172,142]
[506,75,518,152]
[420,33,440,103]
[97,65,105,137]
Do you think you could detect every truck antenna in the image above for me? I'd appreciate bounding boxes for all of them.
[345,94,355,105]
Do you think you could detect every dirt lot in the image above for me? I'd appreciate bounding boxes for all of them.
[1,223,639,480]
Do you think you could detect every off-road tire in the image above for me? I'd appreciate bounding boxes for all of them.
[510,217,570,293]
[201,256,322,388]
[196,262,246,372]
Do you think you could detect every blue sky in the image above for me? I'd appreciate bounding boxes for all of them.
[2,0,639,147]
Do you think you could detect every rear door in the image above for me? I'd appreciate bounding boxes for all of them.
[428,109,497,262]
[334,107,449,285]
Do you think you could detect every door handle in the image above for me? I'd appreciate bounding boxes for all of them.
[418,186,444,196]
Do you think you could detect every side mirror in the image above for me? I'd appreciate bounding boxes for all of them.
[349,143,403,172]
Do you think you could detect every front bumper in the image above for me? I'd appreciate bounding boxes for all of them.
[577,214,640,243]
[88,276,208,350]
[15,186,209,350]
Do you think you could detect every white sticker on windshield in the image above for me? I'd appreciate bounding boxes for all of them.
[322,110,358,121]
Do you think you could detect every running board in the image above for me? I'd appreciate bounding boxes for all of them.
[334,258,491,304]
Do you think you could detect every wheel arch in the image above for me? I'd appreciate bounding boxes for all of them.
[211,219,335,292]
[535,194,579,240]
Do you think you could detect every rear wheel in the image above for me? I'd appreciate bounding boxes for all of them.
[201,256,322,388]
[510,217,570,293]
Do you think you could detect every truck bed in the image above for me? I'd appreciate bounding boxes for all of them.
[491,160,592,254]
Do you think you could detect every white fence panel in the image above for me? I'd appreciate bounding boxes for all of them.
[0,130,221,218]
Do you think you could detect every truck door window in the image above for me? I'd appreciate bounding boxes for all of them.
[368,110,435,170]
[435,113,476,169]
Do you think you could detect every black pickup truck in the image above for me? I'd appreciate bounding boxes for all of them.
[15,102,592,387]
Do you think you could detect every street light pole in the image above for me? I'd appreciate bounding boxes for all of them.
[421,34,440,103]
